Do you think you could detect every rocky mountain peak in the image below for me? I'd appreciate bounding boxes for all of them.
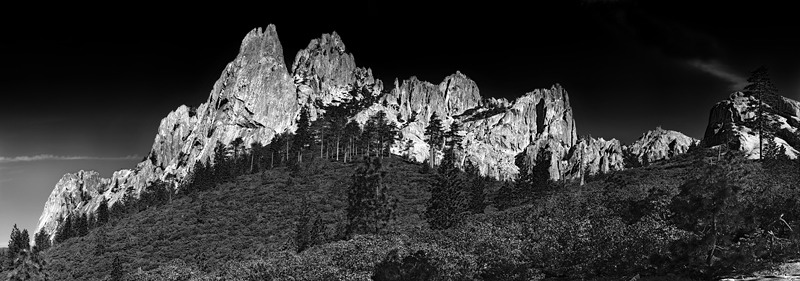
[292,31,382,119]
[624,127,699,166]
[703,91,800,159]
[36,25,299,241]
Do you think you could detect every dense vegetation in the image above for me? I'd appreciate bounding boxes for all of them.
[3,73,800,279]
[5,130,795,280]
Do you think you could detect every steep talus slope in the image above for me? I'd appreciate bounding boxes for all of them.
[625,127,700,166]
[703,91,800,159]
[37,25,298,240]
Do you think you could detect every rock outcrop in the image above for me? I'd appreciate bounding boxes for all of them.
[37,24,658,241]
[624,127,700,166]
[562,137,626,181]
[703,91,800,159]
[291,31,383,120]
[37,25,299,240]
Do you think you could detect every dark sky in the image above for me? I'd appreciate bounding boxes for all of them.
[1,1,798,241]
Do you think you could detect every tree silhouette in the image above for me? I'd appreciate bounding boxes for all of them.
[466,162,487,214]
[32,229,50,254]
[346,157,398,238]
[294,107,312,163]
[743,66,779,160]
[96,198,109,227]
[54,215,72,244]
[7,224,23,266]
[344,120,362,162]
[425,146,468,230]
[424,112,444,169]
[231,137,245,174]
[374,111,400,158]
[110,255,123,281]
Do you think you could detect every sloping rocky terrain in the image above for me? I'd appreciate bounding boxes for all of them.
[36,24,750,242]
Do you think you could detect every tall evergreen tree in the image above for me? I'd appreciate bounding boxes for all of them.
[294,107,312,163]
[7,224,21,266]
[230,137,245,174]
[465,162,487,214]
[346,157,398,238]
[743,66,780,160]
[213,141,233,182]
[19,229,29,252]
[424,112,444,169]
[425,145,468,230]
[344,120,362,162]
[97,198,109,227]
[110,255,123,281]
[74,214,89,237]
[33,230,50,254]
[374,111,400,158]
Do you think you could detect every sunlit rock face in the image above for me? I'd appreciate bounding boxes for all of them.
[456,84,577,181]
[37,25,299,240]
[557,137,625,181]
[703,91,800,159]
[291,31,384,120]
[624,127,700,165]
[40,24,685,241]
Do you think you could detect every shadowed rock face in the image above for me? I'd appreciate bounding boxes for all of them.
[625,127,699,165]
[37,25,298,240]
[703,91,800,159]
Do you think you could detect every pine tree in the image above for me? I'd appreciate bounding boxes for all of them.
[110,255,123,281]
[53,216,70,244]
[8,224,21,266]
[97,198,110,227]
[375,111,400,158]
[33,230,50,254]
[294,107,312,163]
[19,229,29,252]
[743,66,780,161]
[76,213,89,237]
[446,121,464,149]
[344,121,361,163]
[424,112,444,169]
[346,157,398,238]
[231,137,245,174]
[294,209,326,253]
[213,140,232,183]
[425,146,468,230]
[465,162,487,214]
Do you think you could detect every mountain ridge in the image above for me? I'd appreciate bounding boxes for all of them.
[36,24,794,242]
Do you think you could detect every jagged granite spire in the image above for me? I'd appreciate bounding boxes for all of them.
[37,24,298,240]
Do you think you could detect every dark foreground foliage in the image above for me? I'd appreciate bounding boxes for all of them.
[9,139,799,280]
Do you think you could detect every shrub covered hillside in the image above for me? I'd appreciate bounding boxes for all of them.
[23,126,800,281]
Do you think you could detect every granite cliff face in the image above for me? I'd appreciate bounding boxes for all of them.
[38,25,659,240]
[291,31,383,120]
[624,127,700,165]
[37,25,298,240]
[703,91,800,159]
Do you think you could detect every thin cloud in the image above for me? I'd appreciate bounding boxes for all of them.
[0,154,141,163]
[689,60,748,91]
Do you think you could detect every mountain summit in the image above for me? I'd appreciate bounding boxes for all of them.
[37,24,745,241]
